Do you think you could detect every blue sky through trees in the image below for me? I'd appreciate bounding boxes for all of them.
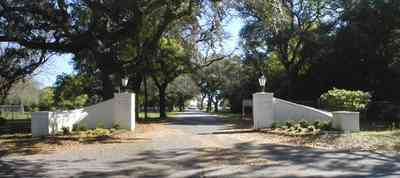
[33,18,244,88]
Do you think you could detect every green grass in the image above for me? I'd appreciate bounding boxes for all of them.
[138,112,180,120]
[138,112,161,119]
[0,112,31,120]
[211,111,241,120]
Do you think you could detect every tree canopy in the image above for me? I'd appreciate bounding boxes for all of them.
[1,0,400,121]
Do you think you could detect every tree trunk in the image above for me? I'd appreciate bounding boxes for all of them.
[287,69,298,100]
[159,85,167,119]
[200,94,206,110]
[214,99,219,112]
[207,95,212,112]
[100,70,115,100]
[144,75,148,120]
[179,97,184,112]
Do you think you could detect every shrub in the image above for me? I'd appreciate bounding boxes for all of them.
[62,127,71,135]
[272,120,334,134]
[96,121,105,129]
[73,123,88,131]
[320,88,371,111]
[86,128,111,137]
[0,117,6,125]
[112,123,121,130]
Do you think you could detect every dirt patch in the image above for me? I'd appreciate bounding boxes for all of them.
[134,123,183,138]
[0,123,180,157]
[225,128,400,152]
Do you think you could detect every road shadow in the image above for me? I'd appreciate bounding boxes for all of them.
[2,141,400,177]
[0,159,50,178]
[71,142,400,178]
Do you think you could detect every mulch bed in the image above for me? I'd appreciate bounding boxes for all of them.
[256,129,398,152]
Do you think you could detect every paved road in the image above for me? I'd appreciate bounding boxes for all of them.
[1,110,400,178]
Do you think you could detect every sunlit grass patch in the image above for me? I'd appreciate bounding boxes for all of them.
[211,112,241,120]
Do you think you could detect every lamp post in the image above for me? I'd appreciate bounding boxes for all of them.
[121,77,129,93]
[258,75,266,93]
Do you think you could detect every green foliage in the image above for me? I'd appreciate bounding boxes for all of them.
[96,121,105,129]
[5,79,41,107]
[320,88,371,111]
[54,74,93,109]
[38,87,55,111]
[72,123,88,132]
[151,37,194,117]
[273,120,333,134]
[0,117,6,125]
[112,123,121,130]
[61,127,71,135]
[57,94,89,110]
[0,47,48,104]
[1,1,224,101]
[86,128,111,137]
[167,75,198,111]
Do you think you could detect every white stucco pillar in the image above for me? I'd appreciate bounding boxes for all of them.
[113,93,136,131]
[31,112,51,137]
[253,92,274,129]
[332,111,360,133]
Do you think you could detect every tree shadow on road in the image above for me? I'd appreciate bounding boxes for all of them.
[2,141,399,177]
[0,159,50,178]
[71,142,400,178]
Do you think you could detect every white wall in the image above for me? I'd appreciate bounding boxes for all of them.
[252,93,359,132]
[31,93,135,137]
[82,99,115,129]
[273,98,333,122]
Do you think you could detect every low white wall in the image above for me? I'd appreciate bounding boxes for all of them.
[31,93,135,137]
[252,93,360,132]
[273,98,333,122]
[82,99,114,129]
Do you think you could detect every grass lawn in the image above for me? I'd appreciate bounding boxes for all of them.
[138,112,179,119]
[210,111,241,120]
[137,112,180,122]
[138,112,162,119]
[0,112,31,120]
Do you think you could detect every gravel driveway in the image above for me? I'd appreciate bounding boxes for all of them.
[1,110,400,178]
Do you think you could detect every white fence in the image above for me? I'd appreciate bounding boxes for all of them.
[31,93,135,137]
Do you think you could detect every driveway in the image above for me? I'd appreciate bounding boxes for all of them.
[1,110,400,178]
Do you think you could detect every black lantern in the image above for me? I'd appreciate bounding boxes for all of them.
[121,77,129,92]
[258,75,266,92]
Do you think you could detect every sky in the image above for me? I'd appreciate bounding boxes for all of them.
[33,18,245,88]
